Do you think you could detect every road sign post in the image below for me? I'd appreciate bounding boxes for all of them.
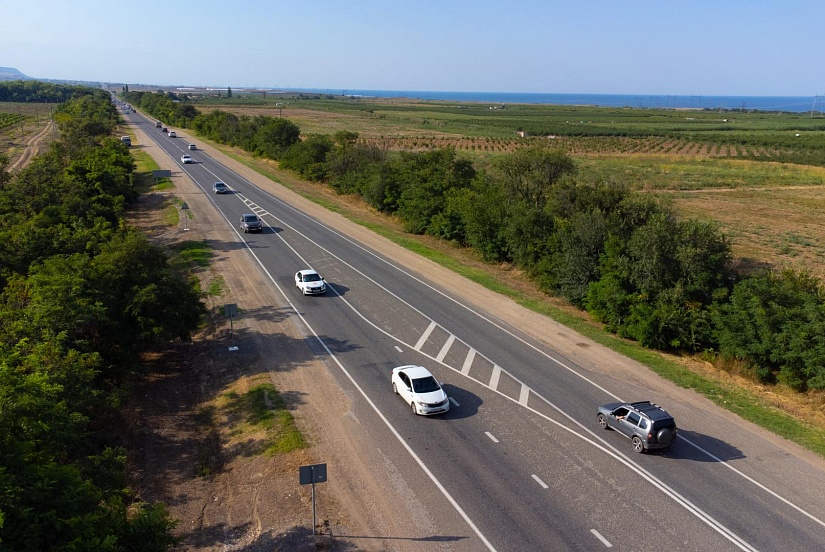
[180,202,189,231]
[224,304,238,350]
[299,463,327,535]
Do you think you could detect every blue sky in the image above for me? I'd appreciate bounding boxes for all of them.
[2,0,822,96]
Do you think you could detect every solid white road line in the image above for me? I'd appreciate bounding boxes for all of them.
[414,320,437,351]
[449,397,461,407]
[518,384,530,406]
[590,529,613,548]
[489,365,502,391]
[394,345,403,353]
[485,431,499,443]
[461,348,476,375]
[531,474,549,489]
[436,334,456,362]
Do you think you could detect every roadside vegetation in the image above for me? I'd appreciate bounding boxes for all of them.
[0,85,206,549]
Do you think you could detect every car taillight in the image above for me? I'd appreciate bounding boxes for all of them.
[648,432,654,440]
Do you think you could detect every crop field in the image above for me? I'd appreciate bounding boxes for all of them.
[194,94,825,280]
[0,112,29,130]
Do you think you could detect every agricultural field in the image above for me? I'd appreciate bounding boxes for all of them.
[0,102,57,168]
[186,94,825,281]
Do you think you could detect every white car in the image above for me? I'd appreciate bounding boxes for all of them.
[295,269,326,295]
[391,365,450,415]
[188,143,197,150]
[180,154,194,164]
[168,131,177,138]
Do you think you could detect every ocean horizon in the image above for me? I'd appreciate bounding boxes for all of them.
[275,88,824,113]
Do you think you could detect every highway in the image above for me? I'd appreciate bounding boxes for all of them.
[124,107,825,551]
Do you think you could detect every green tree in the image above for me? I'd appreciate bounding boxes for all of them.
[280,134,333,180]
[495,146,576,208]
[253,117,301,160]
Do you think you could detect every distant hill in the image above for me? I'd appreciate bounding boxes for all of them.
[0,67,31,81]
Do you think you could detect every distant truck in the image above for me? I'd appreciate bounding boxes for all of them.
[120,135,132,146]
[155,121,162,128]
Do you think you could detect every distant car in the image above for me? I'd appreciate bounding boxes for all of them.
[295,269,326,295]
[168,131,177,138]
[156,121,163,128]
[392,365,450,415]
[212,181,229,194]
[181,154,194,164]
[597,401,677,453]
[162,127,168,133]
[188,143,197,150]
[240,213,262,233]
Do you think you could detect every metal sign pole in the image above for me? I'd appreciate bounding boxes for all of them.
[299,463,327,537]
[311,474,317,535]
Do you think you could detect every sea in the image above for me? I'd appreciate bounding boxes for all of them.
[278,88,824,113]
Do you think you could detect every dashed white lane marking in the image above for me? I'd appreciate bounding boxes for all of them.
[518,384,530,406]
[449,397,461,407]
[415,321,438,351]
[489,365,502,391]
[461,348,476,375]
[590,529,613,548]
[531,474,549,489]
[485,431,499,443]
[436,334,456,362]
[394,345,403,353]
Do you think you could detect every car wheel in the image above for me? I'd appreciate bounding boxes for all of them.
[656,428,675,446]
[597,413,609,430]
[392,382,398,394]
[411,401,417,415]
[632,436,645,453]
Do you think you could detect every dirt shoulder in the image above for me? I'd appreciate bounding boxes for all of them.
[125,118,825,551]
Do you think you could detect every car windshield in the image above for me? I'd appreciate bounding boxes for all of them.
[243,215,258,222]
[303,273,321,282]
[411,376,440,394]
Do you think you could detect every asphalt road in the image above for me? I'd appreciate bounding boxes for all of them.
[125,107,825,552]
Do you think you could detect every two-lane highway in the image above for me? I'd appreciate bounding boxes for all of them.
[124,107,825,551]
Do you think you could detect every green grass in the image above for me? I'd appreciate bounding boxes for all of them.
[206,275,227,297]
[173,240,211,268]
[221,383,307,456]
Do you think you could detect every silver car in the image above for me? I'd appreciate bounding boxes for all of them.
[597,401,677,453]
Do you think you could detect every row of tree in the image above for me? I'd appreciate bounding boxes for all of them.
[280,135,825,392]
[120,92,825,392]
[0,80,100,103]
[121,90,198,129]
[1,87,204,549]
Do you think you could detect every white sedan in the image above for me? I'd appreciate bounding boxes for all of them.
[295,269,326,295]
[391,365,450,415]
[180,154,194,164]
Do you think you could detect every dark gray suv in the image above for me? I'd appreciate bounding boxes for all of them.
[597,401,677,453]
[240,213,262,233]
